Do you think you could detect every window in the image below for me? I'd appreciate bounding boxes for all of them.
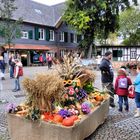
[39,28,44,40]
[73,34,77,43]
[49,30,54,41]
[113,50,122,57]
[59,32,64,42]
[70,33,74,43]
[130,51,136,59]
[34,9,42,14]
[21,31,28,39]
[60,50,65,57]
[64,32,68,42]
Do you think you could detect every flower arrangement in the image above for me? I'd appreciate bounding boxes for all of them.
[126,61,137,69]
[7,54,109,127]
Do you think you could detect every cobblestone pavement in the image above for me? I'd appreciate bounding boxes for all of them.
[0,66,139,140]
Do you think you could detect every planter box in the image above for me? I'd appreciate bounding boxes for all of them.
[7,98,109,140]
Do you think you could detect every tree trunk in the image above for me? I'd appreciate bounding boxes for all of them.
[87,44,93,59]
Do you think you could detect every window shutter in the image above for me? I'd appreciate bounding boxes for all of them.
[34,27,39,40]
[28,30,33,39]
[46,28,50,41]
[64,32,68,42]
[0,30,4,37]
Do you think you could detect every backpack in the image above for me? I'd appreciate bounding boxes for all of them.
[118,78,128,89]
[18,67,23,76]
[128,86,135,99]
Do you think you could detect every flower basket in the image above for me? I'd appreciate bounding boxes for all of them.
[126,61,137,69]
[7,54,110,140]
[7,98,109,140]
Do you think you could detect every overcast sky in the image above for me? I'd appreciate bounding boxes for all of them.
[32,0,140,6]
[32,0,66,6]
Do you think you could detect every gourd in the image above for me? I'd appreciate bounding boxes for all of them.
[53,114,63,123]
[70,115,78,121]
[94,95,103,101]
[62,117,74,126]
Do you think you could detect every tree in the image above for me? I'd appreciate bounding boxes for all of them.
[0,0,22,50]
[63,0,138,58]
[122,28,140,45]
[119,7,140,39]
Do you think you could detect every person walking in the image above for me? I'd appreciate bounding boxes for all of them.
[9,53,15,79]
[114,68,132,112]
[0,56,5,80]
[99,51,115,107]
[39,54,44,66]
[12,59,23,92]
[133,62,140,117]
[47,54,52,69]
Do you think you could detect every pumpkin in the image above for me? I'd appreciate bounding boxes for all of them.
[70,115,78,121]
[44,112,54,121]
[53,114,63,123]
[94,95,103,101]
[62,118,74,126]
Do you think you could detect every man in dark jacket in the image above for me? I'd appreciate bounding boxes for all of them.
[99,51,115,107]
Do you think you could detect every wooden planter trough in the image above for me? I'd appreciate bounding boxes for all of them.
[7,98,109,140]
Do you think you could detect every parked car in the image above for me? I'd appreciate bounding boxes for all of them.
[81,59,97,70]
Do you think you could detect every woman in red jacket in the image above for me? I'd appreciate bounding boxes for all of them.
[115,68,132,112]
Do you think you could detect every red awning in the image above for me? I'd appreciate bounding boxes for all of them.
[4,44,50,51]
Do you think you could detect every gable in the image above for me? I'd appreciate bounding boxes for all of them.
[11,0,66,27]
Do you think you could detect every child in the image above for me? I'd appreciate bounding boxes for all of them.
[12,59,23,92]
[115,68,132,112]
[133,62,140,117]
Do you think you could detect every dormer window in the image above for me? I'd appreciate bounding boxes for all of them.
[35,9,42,14]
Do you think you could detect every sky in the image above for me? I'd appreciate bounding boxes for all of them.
[32,0,140,6]
[32,0,66,6]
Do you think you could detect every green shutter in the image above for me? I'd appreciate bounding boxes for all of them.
[64,32,68,42]
[0,30,4,37]
[34,27,39,40]
[46,28,50,41]
[28,30,33,39]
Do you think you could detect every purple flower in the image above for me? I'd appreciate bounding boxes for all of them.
[76,89,87,100]
[58,109,71,118]
[6,103,16,113]
[81,102,91,114]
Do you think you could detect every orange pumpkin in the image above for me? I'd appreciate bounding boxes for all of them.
[62,118,74,126]
[53,114,63,123]
[70,115,78,121]
[94,95,103,101]
[44,112,54,121]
